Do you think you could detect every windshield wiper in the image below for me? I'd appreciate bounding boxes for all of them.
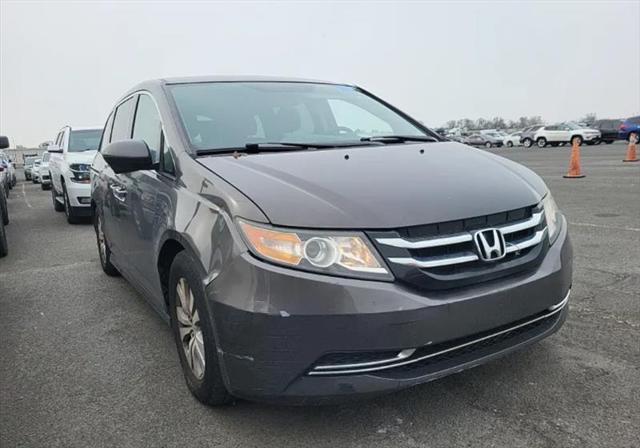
[196,140,383,156]
[360,135,438,143]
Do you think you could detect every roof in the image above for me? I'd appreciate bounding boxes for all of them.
[159,75,345,85]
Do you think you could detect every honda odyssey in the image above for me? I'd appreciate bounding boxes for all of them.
[91,76,572,405]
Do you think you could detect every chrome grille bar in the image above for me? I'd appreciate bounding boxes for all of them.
[376,211,543,250]
[505,229,546,254]
[376,233,472,249]
[388,253,479,268]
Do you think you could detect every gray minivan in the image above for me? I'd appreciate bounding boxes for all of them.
[91,76,572,405]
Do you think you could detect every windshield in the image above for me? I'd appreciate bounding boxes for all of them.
[169,82,428,151]
[565,122,582,130]
[68,129,102,152]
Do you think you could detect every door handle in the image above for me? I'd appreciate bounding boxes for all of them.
[109,184,127,201]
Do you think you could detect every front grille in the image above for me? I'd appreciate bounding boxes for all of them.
[368,204,548,290]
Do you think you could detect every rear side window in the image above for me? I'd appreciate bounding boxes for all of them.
[132,94,161,163]
[111,96,137,142]
[629,116,640,125]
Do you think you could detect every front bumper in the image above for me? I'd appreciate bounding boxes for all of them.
[206,219,572,404]
[582,134,600,142]
[64,178,91,207]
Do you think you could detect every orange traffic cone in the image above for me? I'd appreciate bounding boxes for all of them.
[563,139,585,178]
[623,133,638,162]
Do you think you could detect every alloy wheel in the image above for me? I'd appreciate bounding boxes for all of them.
[176,278,205,380]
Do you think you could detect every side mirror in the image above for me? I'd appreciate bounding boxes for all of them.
[0,136,9,149]
[102,140,153,174]
[47,145,63,153]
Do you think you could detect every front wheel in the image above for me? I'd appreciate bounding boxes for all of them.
[536,138,547,148]
[169,252,232,406]
[523,138,533,148]
[485,142,492,148]
[63,184,81,224]
[95,212,120,276]
[506,141,513,148]
[52,187,64,212]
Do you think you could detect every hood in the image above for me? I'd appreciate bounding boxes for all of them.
[65,150,97,165]
[197,142,547,229]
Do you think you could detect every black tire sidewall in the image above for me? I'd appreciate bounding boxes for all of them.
[0,219,7,257]
[95,210,120,276]
[168,251,231,405]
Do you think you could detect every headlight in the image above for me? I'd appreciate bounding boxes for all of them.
[69,164,91,183]
[237,219,392,280]
[542,193,561,244]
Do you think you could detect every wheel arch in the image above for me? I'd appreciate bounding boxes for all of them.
[157,230,206,312]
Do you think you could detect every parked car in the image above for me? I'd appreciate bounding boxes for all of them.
[464,133,503,148]
[31,159,42,183]
[618,115,640,142]
[0,153,12,194]
[92,76,572,406]
[0,152,16,188]
[38,151,52,190]
[591,119,622,144]
[48,126,102,223]
[533,123,600,148]
[519,125,545,148]
[23,156,38,181]
[503,131,523,147]
[0,136,9,257]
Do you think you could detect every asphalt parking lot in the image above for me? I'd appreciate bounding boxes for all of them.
[1,142,638,448]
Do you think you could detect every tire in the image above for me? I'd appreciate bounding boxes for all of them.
[550,142,559,147]
[0,188,8,225]
[52,187,64,212]
[571,135,583,146]
[0,218,7,258]
[523,138,533,148]
[95,211,120,276]
[629,132,638,143]
[63,184,81,224]
[536,137,547,148]
[485,142,492,148]
[41,182,47,190]
[169,252,232,406]
[506,141,513,148]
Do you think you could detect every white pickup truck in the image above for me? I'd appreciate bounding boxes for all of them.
[48,126,103,223]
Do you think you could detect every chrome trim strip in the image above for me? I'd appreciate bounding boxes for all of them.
[313,349,416,371]
[376,212,543,250]
[307,291,570,376]
[376,233,472,249]
[499,212,543,235]
[388,253,479,268]
[505,229,546,253]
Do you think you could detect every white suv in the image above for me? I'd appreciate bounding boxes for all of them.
[533,122,601,148]
[48,126,102,223]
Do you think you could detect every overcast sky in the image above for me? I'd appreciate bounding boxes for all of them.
[1,1,639,147]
